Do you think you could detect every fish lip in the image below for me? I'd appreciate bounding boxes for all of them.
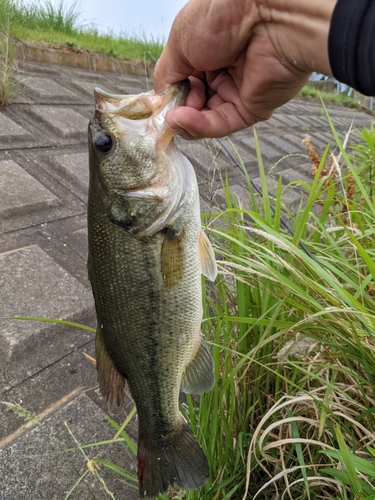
[93,79,190,122]
[158,79,190,108]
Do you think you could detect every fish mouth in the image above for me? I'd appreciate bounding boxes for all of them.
[93,80,190,151]
[94,80,189,122]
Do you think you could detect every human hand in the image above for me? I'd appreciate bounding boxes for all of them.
[154,0,336,139]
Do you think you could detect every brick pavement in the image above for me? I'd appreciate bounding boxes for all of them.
[0,57,373,499]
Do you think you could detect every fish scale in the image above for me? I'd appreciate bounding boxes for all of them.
[89,185,201,430]
[87,80,217,497]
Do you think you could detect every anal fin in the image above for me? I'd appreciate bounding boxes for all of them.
[181,337,214,395]
[95,326,126,406]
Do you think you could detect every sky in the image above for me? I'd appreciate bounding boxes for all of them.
[60,0,188,40]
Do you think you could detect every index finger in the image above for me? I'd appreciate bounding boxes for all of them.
[163,102,254,139]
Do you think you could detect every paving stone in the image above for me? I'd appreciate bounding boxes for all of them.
[52,151,89,201]
[178,138,251,204]
[307,133,332,151]
[281,101,315,114]
[224,138,258,165]
[69,71,148,97]
[65,69,113,82]
[282,132,310,150]
[120,85,152,95]
[68,79,98,96]
[0,113,32,145]
[0,159,59,224]
[19,76,81,104]
[261,135,300,157]
[0,340,138,445]
[75,105,95,120]
[0,151,86,234]
[0,393,138,500]
[327,107,346,117]
[0,214,89,290]
[231,132,281,163]
[254,116,284,131]
[295,102,321,114]
[0,245,94,390]
[332,117,352,129]
[283,104,300,114]
[0,343,96,439]
[25,106,88,141]
[354,113,373,126]
[0,113,30,141]
[296,115,324,132]
[180,138,231,176]
[0,108,59,150]
[281,167,313,186]
[18,61,61,76]
[36,216,89,278]
[272,113,312,131]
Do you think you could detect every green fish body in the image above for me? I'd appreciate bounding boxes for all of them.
[87,81,217,498]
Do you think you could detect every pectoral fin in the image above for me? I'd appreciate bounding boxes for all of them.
[181,337,214,395]
[199,230,217,281]
[161,228,185,290]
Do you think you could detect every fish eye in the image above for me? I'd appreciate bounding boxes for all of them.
[95,133,115,154]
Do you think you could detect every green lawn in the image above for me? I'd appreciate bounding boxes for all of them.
[0,0,164,61]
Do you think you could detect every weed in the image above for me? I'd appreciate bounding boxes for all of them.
[300,84,358,109]
[350,121,375,197]
[2,401,39,423]
[183,118,375,498]
[0,25,17,107]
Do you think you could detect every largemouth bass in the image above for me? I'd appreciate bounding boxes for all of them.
[87,80,217,498]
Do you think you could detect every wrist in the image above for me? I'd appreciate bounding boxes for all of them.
[258,0,336,76]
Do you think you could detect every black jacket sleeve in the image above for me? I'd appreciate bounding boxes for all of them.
[328,0,375,96]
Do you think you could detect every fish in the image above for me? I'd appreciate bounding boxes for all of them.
[87,79,217,498]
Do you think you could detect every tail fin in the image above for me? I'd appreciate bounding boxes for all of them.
[137,421,209,498]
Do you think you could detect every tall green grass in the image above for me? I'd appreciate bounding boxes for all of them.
[191,120,375,499]
[0,0,164,60]
[67,118,375,499]
[0,0,83,33]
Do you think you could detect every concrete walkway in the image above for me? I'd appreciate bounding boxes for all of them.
[0,56,373,499]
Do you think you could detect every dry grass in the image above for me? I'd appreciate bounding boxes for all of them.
[244,341,375,499]
[0,26,18,107]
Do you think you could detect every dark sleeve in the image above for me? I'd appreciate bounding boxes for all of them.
[328,0,375,96]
